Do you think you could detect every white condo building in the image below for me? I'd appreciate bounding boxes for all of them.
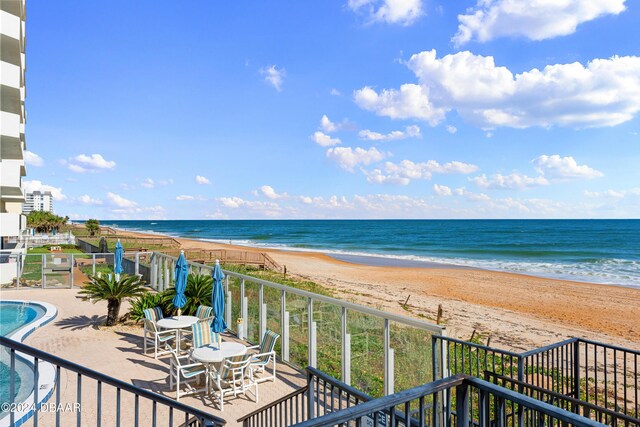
[0,0,27,284]
[24,190,53,213]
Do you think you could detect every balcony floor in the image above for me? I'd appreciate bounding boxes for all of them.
[2,288,306,426]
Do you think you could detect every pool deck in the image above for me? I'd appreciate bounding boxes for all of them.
[0,288,306,426]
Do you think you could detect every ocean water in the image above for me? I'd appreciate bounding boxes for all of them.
[101,219,640,288]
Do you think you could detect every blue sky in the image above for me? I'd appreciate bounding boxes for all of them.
[22,0,640,219]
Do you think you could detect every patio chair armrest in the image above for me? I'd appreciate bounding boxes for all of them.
[180,361,205,370]
[246,344,260,350]
[250,350,275,363]
[158,328,178,335]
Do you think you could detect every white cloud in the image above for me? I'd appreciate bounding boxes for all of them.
[311,131,342,147]
[330,88,342,96]
[446,125,457,134]
[471,155,602,191]
[359,125,421,141]
[354,84,446,125]
[366,159,479,185]
[63,153,116,173]
[176,195,195,201]
[141,178,155,189]
[217,197,283,217]
[348,0,424,26]
[326,146,386,172]
[106,192,137,208]
[320,115,338,133]
[471,173,550,190]
[259,185,288,200]
[195,175,211,185]
[433,184,452,196]
[22,180,66,201]
[260,65,286,92]
[358,50,640,129]
[454,0,627,46]
[23,151,44,167]
[78,195,103,205]
[532,155,603,180]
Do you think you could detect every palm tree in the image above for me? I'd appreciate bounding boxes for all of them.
[80,274,148,326]
[162,273,213,315]
[85,218,100,236]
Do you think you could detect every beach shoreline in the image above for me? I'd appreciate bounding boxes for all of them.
[104,224,640,351]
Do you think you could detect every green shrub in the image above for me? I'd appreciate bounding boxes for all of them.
[129,292,165,322]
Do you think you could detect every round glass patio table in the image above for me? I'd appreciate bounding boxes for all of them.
[156,315,199,352]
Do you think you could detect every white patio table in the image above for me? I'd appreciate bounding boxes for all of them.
[191,342,248,393]
[156,315,199,352]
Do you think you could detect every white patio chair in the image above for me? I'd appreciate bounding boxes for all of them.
[166,345,207,401]
[143,318,176,359]
[247,329,280,383]
[210,354,258,411]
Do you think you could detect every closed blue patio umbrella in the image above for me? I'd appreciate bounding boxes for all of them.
[114,239,124,280]
[172,250,188,316]
[211,259,227,348]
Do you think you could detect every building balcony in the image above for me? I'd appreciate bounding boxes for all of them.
[0,212,24,236]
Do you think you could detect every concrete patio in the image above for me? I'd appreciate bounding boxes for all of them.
[1,288,306,426]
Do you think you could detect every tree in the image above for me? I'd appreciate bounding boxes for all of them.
[27,211,68,233]
[80,274,148,326]
[85,218,100,236]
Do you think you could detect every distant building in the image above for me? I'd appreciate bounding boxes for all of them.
[24,191,54,214]
[0,0,28,284]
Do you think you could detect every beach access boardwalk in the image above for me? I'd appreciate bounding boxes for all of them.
[4,288,305,427]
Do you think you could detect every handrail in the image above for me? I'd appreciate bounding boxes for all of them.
[467,377,607,427]
[484,372,640,426]
[154,252,445,333]
[292,375,466,427]
[435,335,521,358]
[293,374,607,427]
[0,336,225,425]
[577,337,640,356]
[520,337,577,357]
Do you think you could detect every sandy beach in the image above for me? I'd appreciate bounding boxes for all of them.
[113,227,640,352]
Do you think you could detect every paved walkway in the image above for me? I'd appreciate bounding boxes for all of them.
[1,288,306,426]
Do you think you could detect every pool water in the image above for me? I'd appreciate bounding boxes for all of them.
[0,303,44,409]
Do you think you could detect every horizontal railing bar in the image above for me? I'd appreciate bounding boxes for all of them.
[292,375,467,427]
[154,252,444,334]
[485,372,640,425]
[577,338,640,356]
[0,336,225,425]
[520,338,578,357]
[434,336,521,358]
[465,377,607,427]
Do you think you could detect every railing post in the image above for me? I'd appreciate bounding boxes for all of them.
[240,279,246,340]
[92,253,96,276]
[308,298,316,368]
[342,307,351,385]
[517,355,525,427]
[456,382,469,427]
[41,254,45,288]
[433,336,441,427]
[259,283,266,342]
[135,252,140,276]
[307,370,315,420]
[572,340,581,402]
[150,254,156,289]
[384,318,394,395]
[70,254,74,288]
[478,388,488,427]
[282,290,289,362]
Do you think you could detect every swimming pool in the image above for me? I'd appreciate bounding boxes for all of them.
[0,301,57,426]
